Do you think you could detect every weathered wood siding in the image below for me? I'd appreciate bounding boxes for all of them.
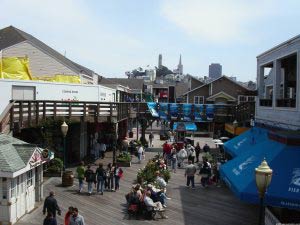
[3,41,77,77]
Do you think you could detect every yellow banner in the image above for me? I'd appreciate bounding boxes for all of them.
[32,74,81,84]
[1,57,33,80]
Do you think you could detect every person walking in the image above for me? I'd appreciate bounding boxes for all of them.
[185,160,197,189]
[69,208,85,225]
[43,212,57,225]
[94,141,101,159]
[187,144,196,164]
[195,142,201,163]
[96,163,106,195]
[76,162,85,193]
[64,206,74,225]
[170,145,177,173]
[99,141,106,159]
[84,165,96,195]
[137,144,144,163]
[43,191,61,218]
[200,157,212,187]
[106,163,114,191]
[114,164,123,191]
[149,132,154,147]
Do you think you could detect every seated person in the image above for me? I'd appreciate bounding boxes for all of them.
[155,171,167,190]
[143,191,168,219]
[147,184,169,208]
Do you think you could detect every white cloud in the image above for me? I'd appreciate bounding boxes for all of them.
[0,0,145,77]
[161,0,273,44]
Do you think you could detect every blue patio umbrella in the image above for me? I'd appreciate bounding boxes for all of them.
[220,139,300,209]
[223,127,269,157]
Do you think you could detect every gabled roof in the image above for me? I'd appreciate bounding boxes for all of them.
[0,134,36,173]
[206,91,236,101]
[100,78,144,90]
[0,26,94,77]
[182,75,252,96]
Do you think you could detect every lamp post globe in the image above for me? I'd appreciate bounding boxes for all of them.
[255,159,273,225]
[61,121,69,171]
[61,121,69,137]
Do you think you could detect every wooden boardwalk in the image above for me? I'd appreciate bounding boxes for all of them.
[16,152,258,225]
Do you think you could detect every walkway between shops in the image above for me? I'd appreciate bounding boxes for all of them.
[16,147,258,225]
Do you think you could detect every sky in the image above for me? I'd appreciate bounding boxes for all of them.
[1,0,300,82]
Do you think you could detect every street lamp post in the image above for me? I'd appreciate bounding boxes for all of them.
[61,121,69,171]
[255,159,273,225]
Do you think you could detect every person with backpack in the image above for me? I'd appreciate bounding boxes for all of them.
[187,144,196,164]
[96,163,106,195]
[84,165,96,195]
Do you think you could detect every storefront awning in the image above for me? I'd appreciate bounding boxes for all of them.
[173,122,197,131]
[223,127,269,157]
[220,138,300,209]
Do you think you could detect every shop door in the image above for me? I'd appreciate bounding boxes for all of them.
[16,175,26,219]
[12,86,36,100]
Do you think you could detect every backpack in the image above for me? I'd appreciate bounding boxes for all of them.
[85,170,94,182]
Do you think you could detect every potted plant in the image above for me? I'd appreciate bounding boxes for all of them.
[43,158,63,177]
[116,152,132,167]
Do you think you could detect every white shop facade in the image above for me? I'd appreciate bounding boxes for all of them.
[0,134,53,225]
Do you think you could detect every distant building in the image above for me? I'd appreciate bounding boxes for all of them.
[158,54,162,69]
[209,63,222,79]
[177,54,183,75]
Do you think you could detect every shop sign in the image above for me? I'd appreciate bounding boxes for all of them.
[29,151,42,167]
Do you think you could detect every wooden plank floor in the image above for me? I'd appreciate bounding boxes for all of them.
[16,151,258,225]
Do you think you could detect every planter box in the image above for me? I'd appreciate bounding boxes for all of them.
[116,161,131,167]
[43,171,62,177]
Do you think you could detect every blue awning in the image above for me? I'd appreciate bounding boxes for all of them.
[220,139,300,209]
[224,127,269,157]
[173,122,197,131]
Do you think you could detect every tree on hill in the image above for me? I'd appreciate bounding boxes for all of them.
[156,65,174,77]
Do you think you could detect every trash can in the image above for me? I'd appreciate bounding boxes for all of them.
[62,170,74,187]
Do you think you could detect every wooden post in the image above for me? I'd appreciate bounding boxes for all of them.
[53,102,57,119]
[28,101,32,127]
[42,101,46,121]
[36,102,39,126]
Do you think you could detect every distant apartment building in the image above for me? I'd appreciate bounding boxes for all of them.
[209,63,222,79]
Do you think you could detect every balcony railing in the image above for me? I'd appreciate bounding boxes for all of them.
[259,99,272,107]
[276,98,296,108]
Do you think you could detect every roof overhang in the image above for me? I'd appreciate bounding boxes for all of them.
[206,91,236,101]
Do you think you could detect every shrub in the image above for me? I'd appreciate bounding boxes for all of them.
[137,155,171,186]
[116,152,131,162]
[47,158,63,173]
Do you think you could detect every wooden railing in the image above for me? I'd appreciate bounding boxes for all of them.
[1,100,238,133]
[7,101,145,132]
[0,101,15,133]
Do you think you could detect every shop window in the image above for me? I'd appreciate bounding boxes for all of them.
[2,178,8,199]
[11,179,16,198]
[247,96,255,101]
[27,170,33,187]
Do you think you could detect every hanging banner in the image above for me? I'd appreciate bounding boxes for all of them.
[159,103,168,120]
[194,104,205,121]
[169,103,178,119]
[183,104,192,121]
[147,102,159,117]
[206,104,214,121]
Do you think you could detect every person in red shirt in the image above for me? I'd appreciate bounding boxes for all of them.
[162,141,172,163]
[64,206,74,225]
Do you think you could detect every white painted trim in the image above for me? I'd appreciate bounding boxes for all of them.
[194,96,204,104]
[206,91,236,101]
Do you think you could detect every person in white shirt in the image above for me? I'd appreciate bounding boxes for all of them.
[137,144,144,163]
[144,191,168,219]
